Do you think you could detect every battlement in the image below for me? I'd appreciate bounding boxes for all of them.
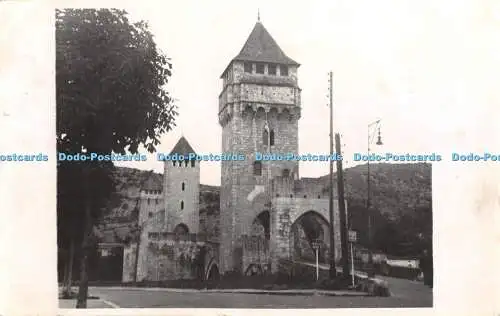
[270,175,336,200]
[140,190,163,199]
[271,174,295,197]
[293,178,333,199]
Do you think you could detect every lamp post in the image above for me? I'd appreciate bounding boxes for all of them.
[327,71,336,279]
[366,119,383,277]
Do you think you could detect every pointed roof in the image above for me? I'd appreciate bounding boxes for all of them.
[232,21,299,66]
[169,136,196,156]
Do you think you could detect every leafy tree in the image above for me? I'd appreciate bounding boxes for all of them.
[56,8,177,308]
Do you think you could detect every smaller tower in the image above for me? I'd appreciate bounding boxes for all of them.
[163,136,200,233]
[133,173,163,282]
[138,174,163,227]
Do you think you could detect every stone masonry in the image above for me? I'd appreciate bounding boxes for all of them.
[122,19,342,281]
[218,20,341,274]
[123,137,202,282]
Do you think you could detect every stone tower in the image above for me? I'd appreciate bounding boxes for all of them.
[138,175,163,227]
[163,136,200,234]
[218,20,302,273]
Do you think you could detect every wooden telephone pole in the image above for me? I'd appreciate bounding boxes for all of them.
[328,71,336,278]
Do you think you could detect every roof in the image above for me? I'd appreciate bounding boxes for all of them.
[169,136,197,156]
[222,21,299,77]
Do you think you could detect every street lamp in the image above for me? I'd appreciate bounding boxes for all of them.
[366,119,383,277]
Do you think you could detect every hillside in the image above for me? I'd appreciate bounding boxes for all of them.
[98,163,432,256]
[320,163,432,219]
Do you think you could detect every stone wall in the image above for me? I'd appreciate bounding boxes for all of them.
[122,244,136,282]
[239,235,270,275]
[124,233,217,281]
[270,197,342,272]
[218,106,301,273]
[145,240,198,280]
[138,190,163,227]
[164,159,200,233]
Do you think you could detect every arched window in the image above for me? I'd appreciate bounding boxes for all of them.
[263,129,269,145]
[270,129,275,146]
[182,182,185,191]
[173,161,176,167]
[253,161,262,176]
[282,169,290,177]
[174,223,189,235]
[191,159,195,167]
[180,200,184,210]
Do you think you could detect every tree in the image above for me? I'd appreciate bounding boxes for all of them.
[56,8,177,308]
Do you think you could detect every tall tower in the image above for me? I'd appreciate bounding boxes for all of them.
[218,19,302,273]
[163,136,200,234]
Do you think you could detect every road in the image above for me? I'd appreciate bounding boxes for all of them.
[74,279,432,309]
[304,260,431,305]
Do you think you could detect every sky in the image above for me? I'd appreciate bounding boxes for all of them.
[105,0,497,186]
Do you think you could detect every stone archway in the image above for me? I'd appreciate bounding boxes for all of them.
[289,211,330,264]
[205,259,220,285]
[250,210,270,240]
[174,223,189,235]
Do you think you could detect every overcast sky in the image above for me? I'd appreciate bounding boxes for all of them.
[107,0,493,186]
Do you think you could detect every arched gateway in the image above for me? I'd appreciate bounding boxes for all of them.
[290,211,331,264]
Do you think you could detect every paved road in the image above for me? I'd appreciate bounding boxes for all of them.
[297,260,432,306]
[76,284,432,308]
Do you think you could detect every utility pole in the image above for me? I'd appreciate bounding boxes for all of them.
[328,71,336,279]
[335,133,349,280]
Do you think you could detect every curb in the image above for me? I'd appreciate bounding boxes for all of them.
[203,289,369,297]
[89,286,369,297]
[357,278,391,297]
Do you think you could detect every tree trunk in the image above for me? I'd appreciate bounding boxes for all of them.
[62,249,69,294]
[76,167,92,308]
[133,228,141,282]
[63,237,75,296]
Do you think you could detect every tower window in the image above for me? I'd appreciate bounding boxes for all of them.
[180,200,184,210]
[182,182,185,191]
[191,159,195,167]
[147,198,150,205]
[282,169,290,177]
[263,129,269,145]
[268,64,277,75]
[173,161,176,167]
[253,161,262,176]
[270,129,275,145]
[280,65,289,76]
[244,62,252,73]
[148,212,153,218]
[185,160,188,167]
[256,63,265,74]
